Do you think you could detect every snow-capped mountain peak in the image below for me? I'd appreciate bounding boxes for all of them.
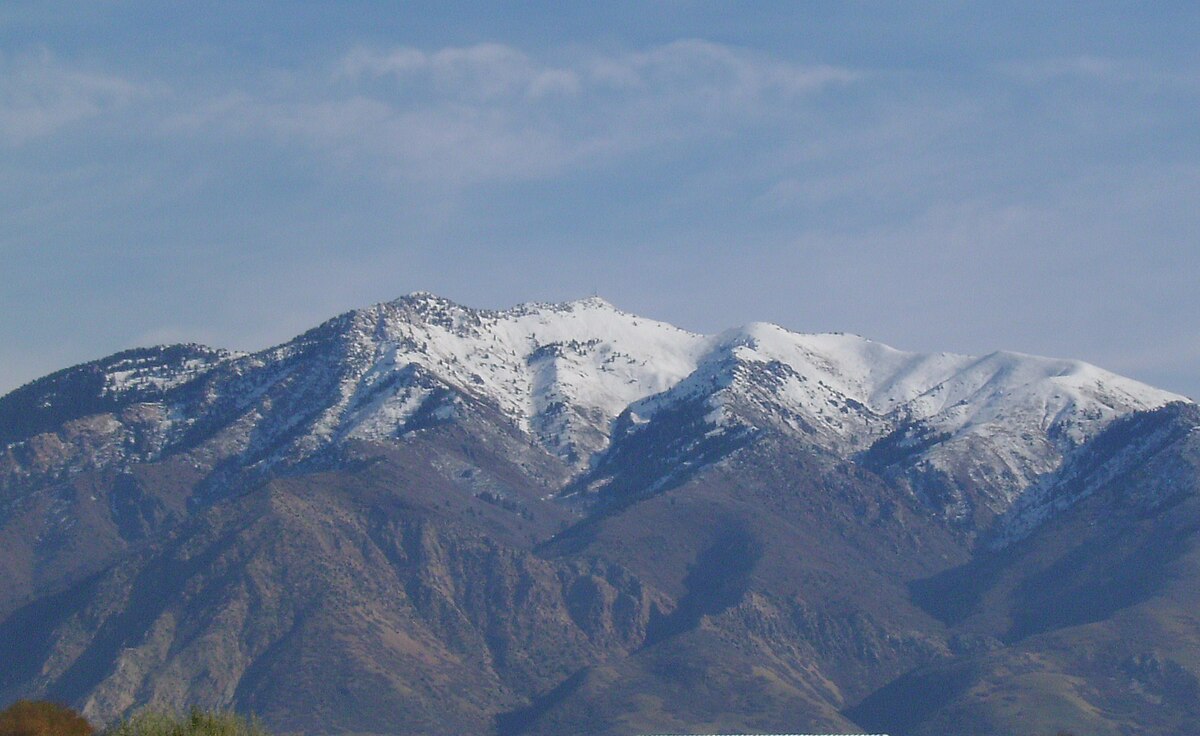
[1,294,1188,528]
[563,311,1186,520]
[293,295,707,463]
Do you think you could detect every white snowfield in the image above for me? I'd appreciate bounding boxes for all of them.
[308,294,1184,484]
[332,295,707,449]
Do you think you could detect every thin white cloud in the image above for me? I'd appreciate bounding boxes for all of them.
[1,41,857,184]
[178,41,859,185]
[0,49,144,144]
[592,39,859,100]
[337,46,428,79]
[338,43,573,101]
[525,68,581,99]
[168,92,591,184]
[1000,55,1127,80]
[997,55,1199,89]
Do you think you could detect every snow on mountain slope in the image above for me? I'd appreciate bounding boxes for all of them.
[573,318,1186,520]
[313,294,707,463]
[620,321,1181,453]
[0,293,1188,525]
[677,324,981,444]
[899,350,1175,441]
[992,402,1200,547]
[712,324,978,412]
[861,350,1189,519]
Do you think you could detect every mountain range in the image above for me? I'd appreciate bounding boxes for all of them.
[1,293,1198,735]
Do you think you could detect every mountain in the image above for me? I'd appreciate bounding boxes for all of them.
[0,293,1195,736]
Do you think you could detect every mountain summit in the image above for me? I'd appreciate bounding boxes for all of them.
[1,294,1197,736]
[2,294,1181,525]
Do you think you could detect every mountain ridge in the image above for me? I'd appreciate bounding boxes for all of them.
[1,293,1197,736]
[3,293,1184,528]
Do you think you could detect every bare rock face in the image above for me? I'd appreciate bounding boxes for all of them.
[1,294,1198,736]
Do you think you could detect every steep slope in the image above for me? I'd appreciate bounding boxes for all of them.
[0,428,601,733]
[0,292,1194,736]
[0,344,235,449]
[3,294,1180,525]
[854,403,1200,735]
[0,413,968,736]
[524,429,966,735]
[571,321,1183,531]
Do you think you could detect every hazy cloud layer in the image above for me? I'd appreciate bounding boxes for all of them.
[157,41,859,184]
[0,50,145,143]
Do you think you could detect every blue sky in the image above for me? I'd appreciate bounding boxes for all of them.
[2,2,1199,398]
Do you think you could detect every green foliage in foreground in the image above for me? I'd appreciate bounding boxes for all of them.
[104,709,268,736]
